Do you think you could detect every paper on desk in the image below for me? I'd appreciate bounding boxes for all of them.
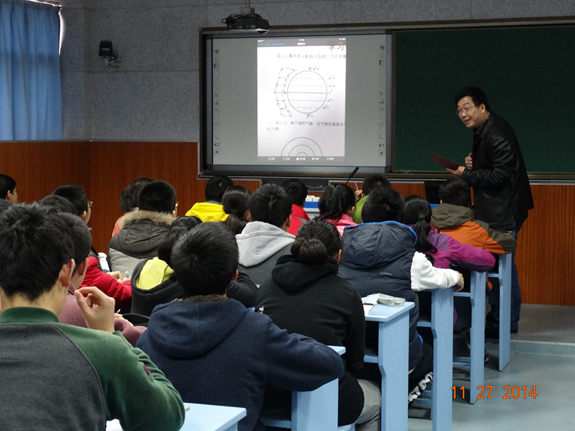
[362,294,380,315]
[363,304,374,315]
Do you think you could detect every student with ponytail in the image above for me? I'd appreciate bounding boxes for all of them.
[257,219,380,431]
[403,195,496,328]
[222,185,251,234]
[318,184,357,236]
[403,195,495,272]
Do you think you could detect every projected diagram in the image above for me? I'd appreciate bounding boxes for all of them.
[257,39,346,158]
[275,68,328,117]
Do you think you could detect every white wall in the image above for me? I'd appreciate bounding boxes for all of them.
[59,0,575,141]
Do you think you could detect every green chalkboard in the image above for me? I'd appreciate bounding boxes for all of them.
[394,25,575,173]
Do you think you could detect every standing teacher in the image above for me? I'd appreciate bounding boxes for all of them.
[446,87,533,334]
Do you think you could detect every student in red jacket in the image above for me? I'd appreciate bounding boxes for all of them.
[281,179,310,236]
[52,185,132,309]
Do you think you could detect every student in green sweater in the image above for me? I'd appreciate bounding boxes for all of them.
[352,173,391,224]
[0,203,185,431]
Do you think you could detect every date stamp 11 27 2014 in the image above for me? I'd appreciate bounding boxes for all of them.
[452,385,538,400]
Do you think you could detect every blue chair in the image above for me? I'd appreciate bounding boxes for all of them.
[488,253,513,371]
[453,270,487,404]
[415,287,454,431]
[259,346,355,431]
[364,300,414,431]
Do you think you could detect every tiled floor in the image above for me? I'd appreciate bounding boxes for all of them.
[408,304,575,431]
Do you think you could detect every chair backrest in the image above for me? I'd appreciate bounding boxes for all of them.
[259,346,355,431]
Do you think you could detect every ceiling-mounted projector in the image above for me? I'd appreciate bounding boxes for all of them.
[222,4,270,34]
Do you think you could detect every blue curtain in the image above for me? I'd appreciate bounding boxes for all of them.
[0,0,62,140]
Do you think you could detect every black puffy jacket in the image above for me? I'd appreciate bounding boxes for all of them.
[338,222,423,370]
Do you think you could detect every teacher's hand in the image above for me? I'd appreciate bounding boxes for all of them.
[465,153,473,169]
[446,166,465,177]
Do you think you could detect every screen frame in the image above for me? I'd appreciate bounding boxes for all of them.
[199,26,393,179]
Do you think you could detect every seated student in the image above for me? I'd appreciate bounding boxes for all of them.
[319,184,357,236]
[431,179,517,254]
[404,195,495,271]
[131,216,258,316]
[352,173,391,224]
[186,175,234,222]
[0,204,184,431]
[109,180,176,277]
[57,212,146,346]
[37,194,77,214]
[431,179,517,336]
[256,219,380,431]
[0,174,18,213]
[53,184,93,224]
[53,185,132,309]
[280,179,310,236]
[403,194,495,325]
[236,184,295,285]
[222,185,251,234]
[338,187,463,402]
[137,222,343,431]
[112,177,154,237]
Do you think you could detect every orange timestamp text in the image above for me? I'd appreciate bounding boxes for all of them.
[452,385,538,400]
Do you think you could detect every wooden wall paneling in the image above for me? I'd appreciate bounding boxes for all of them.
[391,182,426,198]
[518,185,575,306]
[87,142,260,253]
[2,142,573,307]
[88,142,197,252]
[0,142,88,204]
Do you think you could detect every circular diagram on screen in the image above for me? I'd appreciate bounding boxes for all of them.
[281,138,323,157]
[287,71,328,114]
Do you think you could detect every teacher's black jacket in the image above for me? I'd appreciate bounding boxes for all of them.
[462,112,533,231]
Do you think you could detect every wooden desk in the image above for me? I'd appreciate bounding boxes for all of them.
[363,297,414,431]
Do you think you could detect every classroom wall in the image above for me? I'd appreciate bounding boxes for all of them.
[59,0,575,142]
[38,1,574,308]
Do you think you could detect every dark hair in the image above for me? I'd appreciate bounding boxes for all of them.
[403,195,437,254]
[222,185,251,235]
[318,184,355,222]
[171,222,238,296]
[362,173,391,196]
[52,185,88,216]
[119,177,154,212]
[361,186,405,223]
[37,195,77,215]
[249,183,292,228]
[0,204,74,301]
[137,180,176,213]
[439,179,472,207]
[291,219,341,265]
[0,174,16,198]
[157,216,202,267]
[280,179,308,207]
[58,213,92,276]
[205,175,234,202]
[454,86,491,111]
